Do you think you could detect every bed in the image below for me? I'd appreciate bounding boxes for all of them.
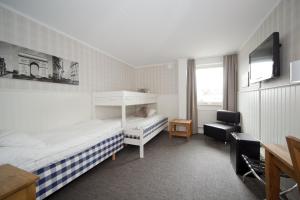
[0,120,124,200]
[123,115,168,157]
[93,91,168,158]
[100,114,168,158]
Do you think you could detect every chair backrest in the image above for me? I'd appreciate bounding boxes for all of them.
[286,136,300,186]
[216,110,240,125]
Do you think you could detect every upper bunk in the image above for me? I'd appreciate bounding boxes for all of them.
[93,90,157,106]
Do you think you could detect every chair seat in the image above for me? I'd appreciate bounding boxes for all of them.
[204,123,240,142]
[205,123,236,130]
[242,154,265,175]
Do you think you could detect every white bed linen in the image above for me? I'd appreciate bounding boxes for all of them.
[103,114,167,137]
[0,120,122,172]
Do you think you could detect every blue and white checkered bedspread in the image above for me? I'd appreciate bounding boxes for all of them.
[33,131,124,200]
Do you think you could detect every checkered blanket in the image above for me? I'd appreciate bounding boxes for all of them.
[33,131,124,200]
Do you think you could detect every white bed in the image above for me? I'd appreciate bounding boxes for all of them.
[102,114,168,158]
[0,120,124,200]
[93,91,168,158]
[0,120,122,171]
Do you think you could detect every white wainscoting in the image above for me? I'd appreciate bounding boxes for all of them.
[198,105,222,133]
[238,90,260,140]
[0,89,91,132]
[238,84,300,145]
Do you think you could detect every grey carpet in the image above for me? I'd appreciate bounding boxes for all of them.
[46,132,299,200]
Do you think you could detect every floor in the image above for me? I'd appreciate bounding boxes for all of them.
[46,132,299,200]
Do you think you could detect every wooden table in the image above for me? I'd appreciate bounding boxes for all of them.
[0,164,39,200]
[169,119,192,139]
[264,144,296,200]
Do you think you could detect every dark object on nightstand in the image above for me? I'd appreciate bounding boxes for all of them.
[204,110,241,143]
[229,132,260,175]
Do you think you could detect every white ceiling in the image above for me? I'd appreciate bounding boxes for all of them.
[0,0,278,67]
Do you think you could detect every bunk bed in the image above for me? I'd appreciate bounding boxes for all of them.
[93,91,168,158]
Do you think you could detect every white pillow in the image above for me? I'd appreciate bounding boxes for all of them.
[135,106,148,118]
[147,108,157,117]
[0,132,46,148]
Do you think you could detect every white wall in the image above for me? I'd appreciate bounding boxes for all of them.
[238,0,300,145]
[0,5,135,131]
[135,62,178,119]
[177,59,187,119]
[197,105,222,133]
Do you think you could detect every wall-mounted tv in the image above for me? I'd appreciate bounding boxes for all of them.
[249,32,280,83]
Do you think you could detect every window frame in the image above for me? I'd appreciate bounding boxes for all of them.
[196,64,223,106]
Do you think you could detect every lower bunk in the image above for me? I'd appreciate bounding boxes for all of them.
[0,120,124,200]
[124,115,168,158]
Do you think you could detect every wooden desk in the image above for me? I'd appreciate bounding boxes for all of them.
[264,144,296,200]
[0,164,38,200]
[169,119,192,139]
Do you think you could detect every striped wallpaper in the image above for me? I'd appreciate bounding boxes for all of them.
[0,5,135,92]
[0,5,135,131]
[135,63,178,94]
[134,63,179,119]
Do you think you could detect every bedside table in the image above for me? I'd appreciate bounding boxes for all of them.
[0,164,39,200]
[169,119,192,139]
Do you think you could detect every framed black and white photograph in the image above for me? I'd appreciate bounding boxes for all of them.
[0,41,79,85]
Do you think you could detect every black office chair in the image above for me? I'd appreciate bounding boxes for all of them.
[242,154,298,199]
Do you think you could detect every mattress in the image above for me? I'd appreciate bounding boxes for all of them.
[123,114,168,139]
[0,119,122,172]
[35,132,123,200]
[0,120,124,200]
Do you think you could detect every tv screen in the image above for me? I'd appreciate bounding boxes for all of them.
[249,32,280,83]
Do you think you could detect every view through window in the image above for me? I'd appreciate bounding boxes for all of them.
[196,66,223,105]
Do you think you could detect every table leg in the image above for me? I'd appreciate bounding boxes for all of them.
[185,125,189,140]
[265,150,281,200]
[169,124,174,139]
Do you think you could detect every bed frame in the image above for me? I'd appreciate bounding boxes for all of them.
[34,131,124,200]
[93,90,167,158]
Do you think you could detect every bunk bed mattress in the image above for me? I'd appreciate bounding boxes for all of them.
[0,120,124,200]
[124,115,168,139]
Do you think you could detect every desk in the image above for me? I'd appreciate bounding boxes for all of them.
[264,144,296,200]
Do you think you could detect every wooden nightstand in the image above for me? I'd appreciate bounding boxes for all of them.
[0,164,38,200]
[169,119,192,139]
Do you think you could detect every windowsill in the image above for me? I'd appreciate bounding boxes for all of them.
[198,103,223,106]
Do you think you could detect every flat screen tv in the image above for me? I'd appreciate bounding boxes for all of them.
[249,32,280,83]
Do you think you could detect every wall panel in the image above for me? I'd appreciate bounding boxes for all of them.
[260,85,300,145]
[239,85,300,145]
[238,91,260,140]
[0,5,135,131]
[238,0,300,145]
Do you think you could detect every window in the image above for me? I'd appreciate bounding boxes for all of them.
[196,66,223,105]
